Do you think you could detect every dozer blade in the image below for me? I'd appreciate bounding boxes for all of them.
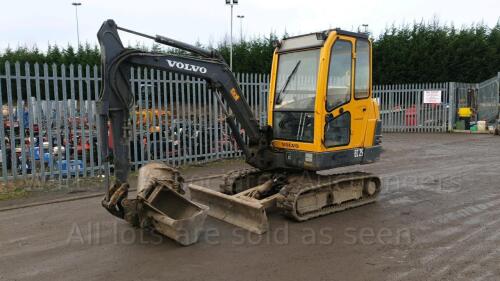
[188,183,271,234]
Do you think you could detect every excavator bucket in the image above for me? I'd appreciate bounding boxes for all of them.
[136,163,209,246]
[140,184,208,246]
[188,183,278,235]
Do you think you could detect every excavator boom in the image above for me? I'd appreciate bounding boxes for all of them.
[97,20,272,187]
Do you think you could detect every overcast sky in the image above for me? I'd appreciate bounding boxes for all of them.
[1,0,498,51]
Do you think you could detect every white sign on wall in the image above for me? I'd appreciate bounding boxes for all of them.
[423,90,442,104]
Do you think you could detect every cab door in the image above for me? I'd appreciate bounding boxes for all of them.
[322,36,371,151]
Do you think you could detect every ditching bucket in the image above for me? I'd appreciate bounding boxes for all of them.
[141,185,208,246]
[188,183,274,235]
[137,162,208,246]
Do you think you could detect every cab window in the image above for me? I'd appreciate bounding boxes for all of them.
[273,48,320,142]
[324,112,350,147]
[326,40,352,111]
[274,49,321,111]
[355,40,370,99]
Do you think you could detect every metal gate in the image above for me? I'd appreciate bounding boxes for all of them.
[477,73,500,123]
[373,83,450,132]
[452,73,500,128]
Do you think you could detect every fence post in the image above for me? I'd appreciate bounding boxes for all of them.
[61,64,72,178]
[497,72,500,121]
[448,82,456,132]
[0,67,7,180]
[5,62,14,179]
[52,64,63,182]
[14,62,28,178]
[25,64,37,179]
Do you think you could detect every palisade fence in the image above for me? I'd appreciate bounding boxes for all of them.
[0,61,498,181]
[373,83,451,132]
[0,62,269,181]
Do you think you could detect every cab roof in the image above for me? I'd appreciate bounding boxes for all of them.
[277,29,369,53]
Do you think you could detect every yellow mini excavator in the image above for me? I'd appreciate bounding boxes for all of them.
[97,20,382,243]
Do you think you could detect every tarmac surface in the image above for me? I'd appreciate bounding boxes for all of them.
[1,133,500,281]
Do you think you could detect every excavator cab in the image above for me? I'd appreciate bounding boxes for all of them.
[192,30,382,234]
[268,30,382,171]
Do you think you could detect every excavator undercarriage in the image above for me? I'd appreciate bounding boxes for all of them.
[189,169,380,234]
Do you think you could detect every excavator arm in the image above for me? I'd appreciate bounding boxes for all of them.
[97,20,275,181]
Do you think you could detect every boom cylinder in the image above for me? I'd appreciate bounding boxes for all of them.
[155,35,216,58]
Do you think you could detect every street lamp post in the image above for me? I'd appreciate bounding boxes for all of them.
[225,0,238,71]
[72,2,82,48]
[237,15,245,42]
[361,24,369,34]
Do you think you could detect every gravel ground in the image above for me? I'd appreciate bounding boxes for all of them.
[1,133,499,281]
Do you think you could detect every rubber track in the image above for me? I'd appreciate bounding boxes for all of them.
[219,168,262,194]
[277,172,381,221]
